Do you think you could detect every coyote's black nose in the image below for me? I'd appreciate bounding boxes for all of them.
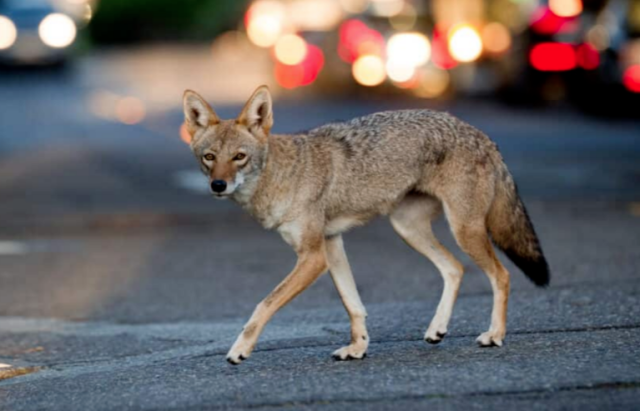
[211,180,227,193]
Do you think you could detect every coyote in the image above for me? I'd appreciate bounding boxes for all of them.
[182,86,549,365]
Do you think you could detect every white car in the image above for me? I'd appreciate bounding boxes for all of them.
[0,0,79,65]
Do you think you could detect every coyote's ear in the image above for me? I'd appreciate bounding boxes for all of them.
[183,90,219,140]
[237,85,273,136]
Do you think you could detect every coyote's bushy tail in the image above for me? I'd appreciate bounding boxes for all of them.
[487,167,550,287]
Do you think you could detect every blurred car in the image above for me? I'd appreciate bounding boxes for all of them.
[502,0,640,114]
[0,0,78,65]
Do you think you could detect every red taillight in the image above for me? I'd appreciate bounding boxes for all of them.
[301,44,325,85]
[530,43,577,71]
[576,43,600,70]
[623,65,640,93]
[275,44,324,89]
[275,63,305,89]
[431,26,457,70]
[338,19,384,63]
[530,7,577,35]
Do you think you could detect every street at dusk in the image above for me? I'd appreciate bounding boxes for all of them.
[1,0,640,410]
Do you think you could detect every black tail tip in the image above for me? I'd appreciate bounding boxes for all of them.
[505,251,550,287]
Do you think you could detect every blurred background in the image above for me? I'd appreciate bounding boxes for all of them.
[2,0,640,113]
[2,2,640,406]
[0,0,639,325]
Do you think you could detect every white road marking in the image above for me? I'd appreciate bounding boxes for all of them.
[0,241,28,255]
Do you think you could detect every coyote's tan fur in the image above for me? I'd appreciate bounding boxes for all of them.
[182,86,549,365]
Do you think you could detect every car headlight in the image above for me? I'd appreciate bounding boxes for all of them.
[39,13,76,48]
[0,15,17,50]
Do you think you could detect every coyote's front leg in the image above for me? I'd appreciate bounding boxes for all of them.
[326,235,369,360]
[226,229,328,364]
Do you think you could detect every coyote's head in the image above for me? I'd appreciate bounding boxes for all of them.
[182,86,272,200]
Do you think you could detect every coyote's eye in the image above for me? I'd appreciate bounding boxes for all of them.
[233,153,247,161]
[203,153,215,162]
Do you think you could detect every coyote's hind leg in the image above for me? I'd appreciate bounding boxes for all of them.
[443,200,510,348]
[390,194,464,344]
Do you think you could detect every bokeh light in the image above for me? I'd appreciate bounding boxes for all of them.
[274,34,307,65]
[576,43,600,70]
[530,6,575,35]
[431,27,457,69]
[529,42,576,71]
[448,25,483,63]
[621,40,640,67]
[246,1,286,48]
[352,55,386,86]
[549,0,582,18]
[389,3,417,31]
[115,97,146,125]
[247,16,282,48]
[387,32,431,68]
[81,4,93,24]
[275,43,324,89]
[482,22,511,55]
[39,13,77,48]
[89,90,119,120]
[414,67,450,98]
[630,2,640,31]
[338,19,385,63]
[0,15,17,50]
[301,44,325,84]
[275,62,305,89]
[585,25,610,52]
[386,60,416,83]
[180,123,192,145]
[386,32,430,84]
[289,0,344,31]
[338,0,370,14]
[370,0,404,17]
[622,65,640,93]
[356,38,385,57]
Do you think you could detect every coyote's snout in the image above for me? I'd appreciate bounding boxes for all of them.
[181,86,550,364]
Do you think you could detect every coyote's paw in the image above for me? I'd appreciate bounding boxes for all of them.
[226,337,254,365]
[476,330,504,347]
[424,324,448,344]
[332,340,368,361]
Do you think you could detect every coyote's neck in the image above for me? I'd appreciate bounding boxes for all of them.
[237,133,306,230]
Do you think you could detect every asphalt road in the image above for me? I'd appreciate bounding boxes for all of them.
[0,54,640,410]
